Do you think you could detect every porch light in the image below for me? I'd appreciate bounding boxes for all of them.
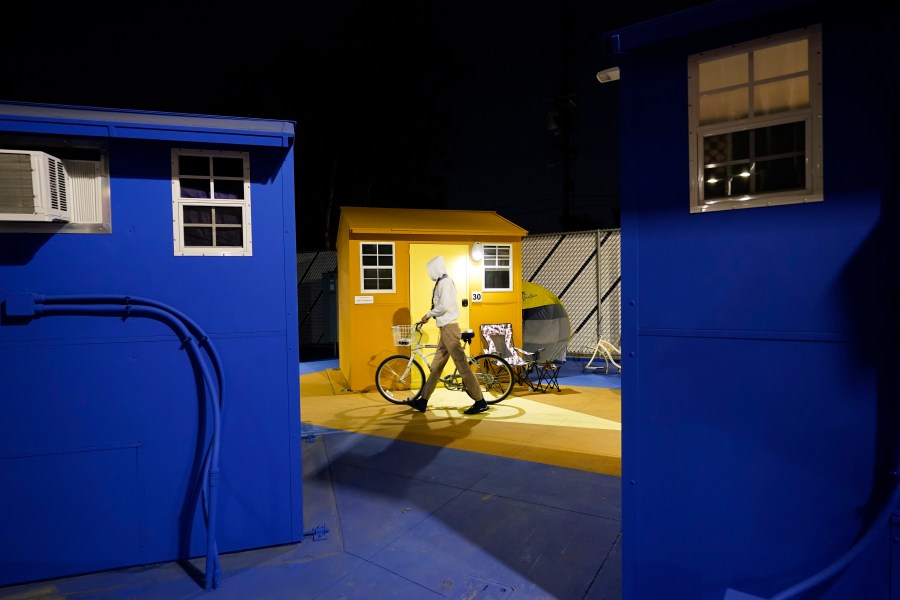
[595,67,620,83]
[471,242,484,261]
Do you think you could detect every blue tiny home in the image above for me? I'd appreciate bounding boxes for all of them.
[0,102,300,588]
[606,0,900,598]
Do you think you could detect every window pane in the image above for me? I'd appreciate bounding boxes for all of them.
[703,166,727,198]
[485,270,510,289]
[728,171,752,196]
[704,130,750,165]
[184,227,213,246]
[215,207,243,224]
[754,39,808,80]
[755,121,805,156]
[361,243,376,254]
[754,76,809,116]
[213,156,244,178]
[378,255,394,266]
[216,228,243,247]
[378,279,393,290]
[699,89,749,125]
[183,206,212,224]
[698,53,748,92]
[214,180,244,199]
[362,255,377,266]
[180,178,210,198]
[377,244,392,254]
[179,155,209,176]
[363,277,378,289]
[703,122,806,200]
[703,166,752,200]
[756,157,805,193]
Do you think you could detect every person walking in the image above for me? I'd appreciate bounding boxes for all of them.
[406,255,488,415]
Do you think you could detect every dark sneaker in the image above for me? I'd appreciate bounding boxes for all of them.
[406,396,427,412]
[463,399,488,415]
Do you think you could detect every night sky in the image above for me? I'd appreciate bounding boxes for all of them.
[0,1,709,250]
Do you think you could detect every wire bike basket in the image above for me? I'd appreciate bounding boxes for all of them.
[391,324,413,347]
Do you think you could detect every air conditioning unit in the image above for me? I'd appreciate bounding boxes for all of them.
[0,149,70,222]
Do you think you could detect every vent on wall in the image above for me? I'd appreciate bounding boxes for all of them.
[0,149,70,222]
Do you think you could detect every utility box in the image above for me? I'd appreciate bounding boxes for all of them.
[322,270,337,344]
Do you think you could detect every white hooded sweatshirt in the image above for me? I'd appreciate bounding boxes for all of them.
[424,255,459,327]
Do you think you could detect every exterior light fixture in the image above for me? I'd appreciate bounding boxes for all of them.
[471,242,484,261]
[595,67,621,83]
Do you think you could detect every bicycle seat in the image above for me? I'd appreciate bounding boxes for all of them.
[461,329,475,343]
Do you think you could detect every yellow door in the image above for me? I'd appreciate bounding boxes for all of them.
[409,244,470,379]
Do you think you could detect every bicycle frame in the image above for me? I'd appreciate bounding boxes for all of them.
[403,326,466,387]
[375,322,515,404]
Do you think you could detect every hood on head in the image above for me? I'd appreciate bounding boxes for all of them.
[426,256,446,281]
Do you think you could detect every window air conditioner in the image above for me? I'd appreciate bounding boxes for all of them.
[0,149,70,222]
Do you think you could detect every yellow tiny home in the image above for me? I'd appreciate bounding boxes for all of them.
[336,206,529,392]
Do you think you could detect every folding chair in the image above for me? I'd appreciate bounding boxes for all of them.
[480,323,541,390]
[584,338,621,374]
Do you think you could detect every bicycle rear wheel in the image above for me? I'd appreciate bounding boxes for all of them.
[470,354,514,403]
[375,355,426,403]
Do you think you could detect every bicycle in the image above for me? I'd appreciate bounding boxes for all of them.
[375,322,515,405]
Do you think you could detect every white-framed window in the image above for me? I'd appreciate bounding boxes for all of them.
[172,148,251,256]
[483,244,512,291]
[0,134,111,234]
[688,25,823,213]
[360,242,395,292]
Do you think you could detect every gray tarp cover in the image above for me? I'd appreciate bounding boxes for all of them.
[522,281,570,362]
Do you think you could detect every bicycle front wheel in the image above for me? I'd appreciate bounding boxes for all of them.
[470,354,514,404]
[375,355,426,403]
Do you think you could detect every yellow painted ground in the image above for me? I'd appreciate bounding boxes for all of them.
[300,367,622,476]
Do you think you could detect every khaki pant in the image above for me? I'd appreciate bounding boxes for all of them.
[421,322,483,401]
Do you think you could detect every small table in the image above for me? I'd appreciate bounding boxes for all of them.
[533,362,560,392]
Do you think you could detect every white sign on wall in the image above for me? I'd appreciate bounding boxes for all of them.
[471,291,482,302]
[355,296,374,304]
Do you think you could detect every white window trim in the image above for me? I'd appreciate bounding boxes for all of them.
[688,25,823,213]
[482,243,513,292]
[172,148,252,256]
[359,241,396,293]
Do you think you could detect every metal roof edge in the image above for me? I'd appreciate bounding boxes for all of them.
[339,206,528,236]
[0,101,295,146]
[602,0,820,55]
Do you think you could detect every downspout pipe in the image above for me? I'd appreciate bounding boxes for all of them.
[38,294,224,401]
[12,294,223,590]
[724,480,900,600]
[767,481,900,600]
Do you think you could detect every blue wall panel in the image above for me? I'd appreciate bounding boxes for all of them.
[1,446,142,582]
[633,336,879,596]
[0,107,300,586]
[614,2,899,599]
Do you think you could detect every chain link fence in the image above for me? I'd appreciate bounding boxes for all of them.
[522,230,620,356]
[297,251,338,353]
